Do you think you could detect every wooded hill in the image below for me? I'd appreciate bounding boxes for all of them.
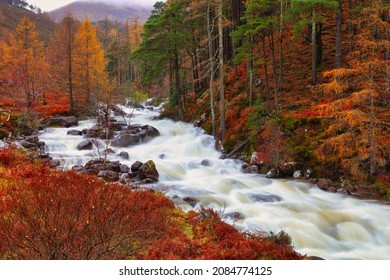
[0,0,55,42]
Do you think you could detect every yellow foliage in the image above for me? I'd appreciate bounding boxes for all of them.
[73,18,109,111]
[1,17,48,108]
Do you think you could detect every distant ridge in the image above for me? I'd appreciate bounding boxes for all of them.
[49,1,152,23]
[0,1,56,42]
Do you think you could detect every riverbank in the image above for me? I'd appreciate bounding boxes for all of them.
[2,102,390,259]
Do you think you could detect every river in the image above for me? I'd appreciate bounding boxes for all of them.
[38,103,390,260]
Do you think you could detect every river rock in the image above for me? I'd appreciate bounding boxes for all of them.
[106,161,120,172]
[265,167,283,178]
[112,105,127,116]
[316,178,335,191]
[109,122,125,131]
[48,159,61,169]
[293,170,302,178]
[142,125,160,141]
[26,136,39,144]
[103,148,115,156]
[223,212,245,220]
[111,133,141,147]
[83,125,113,139]
[243,165,259,174]
[304,168,314,179]
[50,116,78,128]
[131,161,143,172]
[280,162,303,177]
[76,140,93,150]
[201,159,210,166]
[98,170,119,182]
[72,165,84,172]
[250,193,282,203]
[138,160,159,182]
[119,151,129,160]
[183,197,198,208]
[337,188,351,195]
[119,164,130,173]
[67,129,82,136]
[19,139,36,149]
[193,120,201,127]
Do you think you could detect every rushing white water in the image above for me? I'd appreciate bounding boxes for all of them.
[39,104,390,260]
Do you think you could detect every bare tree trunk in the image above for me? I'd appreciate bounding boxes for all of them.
[174,50,183,120]
[311,9,317,85]
[278,0,284,92]
[385,26,390,105]
[335,0,343,68]
[269,29,279,112]
[369,92,376,178]
[261,39,271,112]
[248,35,254,106]
[218,0,225,140]
[248,58,253,106]
[67,17,75,115]
[207,3,216,137]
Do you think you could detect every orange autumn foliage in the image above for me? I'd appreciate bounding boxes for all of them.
[0,149,173,260]
[141,208,302,260]
[0,149,303,260]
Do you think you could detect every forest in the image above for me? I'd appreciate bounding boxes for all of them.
[0,0,389,260]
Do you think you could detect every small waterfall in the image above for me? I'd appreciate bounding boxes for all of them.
[39,104,390,260]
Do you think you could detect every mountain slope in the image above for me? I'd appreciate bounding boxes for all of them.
[49,1,152,23]
[0,1,56,42]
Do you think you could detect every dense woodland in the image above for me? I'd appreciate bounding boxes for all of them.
[133,0,389,188]
[0,0,389,259]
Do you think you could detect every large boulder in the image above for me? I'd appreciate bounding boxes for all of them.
[265,167,283,179]
[50,116,78,128]
[67,129,82,136]
[131,161,143,172]
[316,178,335,191]
[83,125,113,139]
[112,105,127,116]
[119,151,129,160]
[19,140,36,149]
[97,170,119,182]
[119,164,130,173]
[279,162,303,177]
[76,140,93,150]
[243,165,259,174]
[138,160,159,182]
[111,133,141,147]
[144,125,160,138]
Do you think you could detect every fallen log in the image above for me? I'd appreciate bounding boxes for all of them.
[219,138,250,160]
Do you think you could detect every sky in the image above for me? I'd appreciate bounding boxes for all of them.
[27,0,161,12]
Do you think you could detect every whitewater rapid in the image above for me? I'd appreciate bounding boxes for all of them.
[39,104,390,260]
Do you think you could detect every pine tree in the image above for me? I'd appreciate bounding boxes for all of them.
[132,1,189,120]
[288,0,338,85]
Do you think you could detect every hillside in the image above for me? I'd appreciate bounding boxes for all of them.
[49,1,152,23]
[0,1,55,42]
